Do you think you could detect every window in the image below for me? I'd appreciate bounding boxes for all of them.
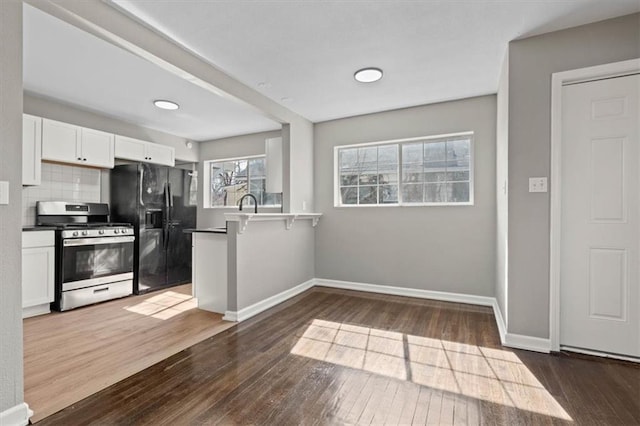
[206,156,281,208]
[335,133,473,206]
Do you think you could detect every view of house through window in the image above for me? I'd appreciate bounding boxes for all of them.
[336,133,473,206]
[208,156,281,207]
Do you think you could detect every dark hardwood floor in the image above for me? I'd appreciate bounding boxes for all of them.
[39,287,640,425]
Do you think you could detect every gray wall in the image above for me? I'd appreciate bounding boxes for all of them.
[496,50,509,325]
[507,13,640,338]
[197,130,281,228]
[314,95,497,296]
[0,0,24,413]
[24,93,199,163]
[227,220,315,311]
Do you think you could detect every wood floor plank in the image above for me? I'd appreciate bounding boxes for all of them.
[23,284,235,422]
[36,287,640,426]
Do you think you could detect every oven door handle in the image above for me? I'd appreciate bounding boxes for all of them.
[63,236,135,246]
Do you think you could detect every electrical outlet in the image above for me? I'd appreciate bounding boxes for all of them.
[0,181,9,205]
[529,177,548,193]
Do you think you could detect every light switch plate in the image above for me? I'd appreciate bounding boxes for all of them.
[529,177,548,193]
[0,181,9,205]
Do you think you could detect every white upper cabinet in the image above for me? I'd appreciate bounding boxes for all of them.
[41,118,114,168]
[115,135,175,166]
[22,114,42,186]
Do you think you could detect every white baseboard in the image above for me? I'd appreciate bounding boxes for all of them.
[223,279,315,322]
[314,278,496,307]
[223,276,551,354]
[491,299,508,346]
[503,333,551,353]
[23,304,50,319]
[0,402,32,426]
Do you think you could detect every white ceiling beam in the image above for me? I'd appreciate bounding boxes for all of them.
[24,0,308,126]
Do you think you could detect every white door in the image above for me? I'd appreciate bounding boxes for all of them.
[560,73,640,358]
[41,118,80,163]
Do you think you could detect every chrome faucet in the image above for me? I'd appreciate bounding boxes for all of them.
[238,193,258,214]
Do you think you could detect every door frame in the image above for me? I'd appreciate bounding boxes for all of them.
[549,58,640,352]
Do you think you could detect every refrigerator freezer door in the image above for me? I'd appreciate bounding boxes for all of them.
[138,228,167,293]
[166,169,197,286]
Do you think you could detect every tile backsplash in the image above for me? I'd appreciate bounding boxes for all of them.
[22,163,102,226]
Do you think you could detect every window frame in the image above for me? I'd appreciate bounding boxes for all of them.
[333,132,475,207]
[203,154,281,209]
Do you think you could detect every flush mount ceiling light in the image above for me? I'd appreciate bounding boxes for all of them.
[354,67,383,83]
[153,99,179,110]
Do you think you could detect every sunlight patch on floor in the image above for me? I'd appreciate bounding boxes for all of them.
[291,319,572,422]
[124,290,197,320]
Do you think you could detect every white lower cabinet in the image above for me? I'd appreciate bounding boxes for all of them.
[192,232,227,314]
[22,231,55,318]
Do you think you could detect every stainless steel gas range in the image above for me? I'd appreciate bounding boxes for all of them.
[36,201,135,311]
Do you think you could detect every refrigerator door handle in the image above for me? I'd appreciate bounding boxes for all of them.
[168,182,174,207]
[139,168,145,206]
[163,183,170,250]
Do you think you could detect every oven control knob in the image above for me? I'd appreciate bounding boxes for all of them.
[99,230,105,235]
[121,229,127,234]
[82,231,88,236]
[114,229,120,234]
[72,231,79,237]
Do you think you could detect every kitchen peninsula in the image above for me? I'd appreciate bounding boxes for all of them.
[188,213,321,322]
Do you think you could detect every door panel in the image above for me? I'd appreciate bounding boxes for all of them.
[560,74,639,357]
[80,128,114,168]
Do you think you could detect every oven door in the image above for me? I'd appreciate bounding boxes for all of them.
[61,236,134,290]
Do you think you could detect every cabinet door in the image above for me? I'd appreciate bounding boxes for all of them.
[114,135,146,162]
[146,143,175,166]
[80,128,114,168]
[22,246,55,308]
[22,114,42,185]
[42,118,80,163]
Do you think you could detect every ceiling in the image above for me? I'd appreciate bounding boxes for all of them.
[24,1,640,142]
[23,4,281,142]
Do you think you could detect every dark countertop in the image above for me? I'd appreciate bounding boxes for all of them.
[22,226,57,232]
[184,228,227,234]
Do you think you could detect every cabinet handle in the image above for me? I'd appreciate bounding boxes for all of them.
[83,158,87,161]
[77,157,82,160]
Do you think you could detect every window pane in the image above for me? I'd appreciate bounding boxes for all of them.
[402,163,423,183]
[447,139,470,169]
[424,172,446,183]
[379,185,398,204]
[402,183,423,203]
[379,172,398,184]
[234,160,248,178]
[249,158,265,178]
[378,145,398,166]
[340,173,358,185]
[446,170,469,182]
[448,182,470,202]
[402,143,423,164]
[358,186,377,204]
[264,192,282,206]
[341,187,357,204]
[424,142,447,167]
[249,179,265,204]
[340,148,357,171]
[424,183,446,203]
[359,172,378,185]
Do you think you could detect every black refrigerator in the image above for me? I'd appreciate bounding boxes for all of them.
[110,163,197,294]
